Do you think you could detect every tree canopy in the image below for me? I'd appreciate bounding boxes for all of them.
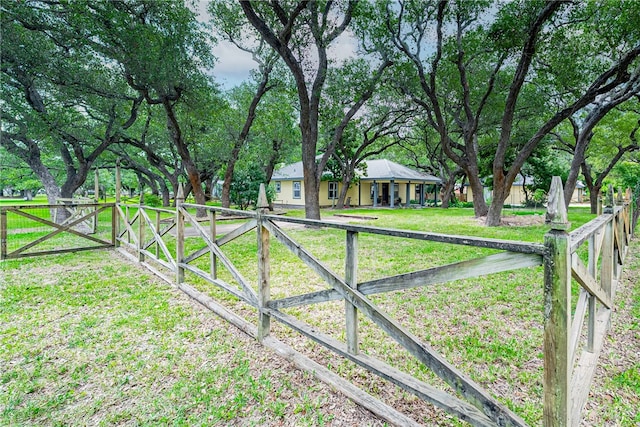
[1,0,638,224]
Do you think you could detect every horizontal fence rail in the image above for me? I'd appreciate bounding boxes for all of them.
[1,203,115,260]
[106,180,634,427]
[6,177,633,427]
[109,196,543,425]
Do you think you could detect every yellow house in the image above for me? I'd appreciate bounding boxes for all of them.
[271,159,442,208]
[465,177,586,205]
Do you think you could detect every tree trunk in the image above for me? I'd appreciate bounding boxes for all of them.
[440,173,458,209]
[301,117,322,219]
[303,158,321,219]
[465,168,488,217]
[159,180,170,207]
[485,171,512,226]
[564,131,592,208]
[221,142,242,208]
[336,174,352,209]
[589,186,601,214]
[163,98,206,216]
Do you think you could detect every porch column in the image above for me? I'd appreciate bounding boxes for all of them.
[419,184,425,207]
[434,184,439,207]
[390,180,395,208]
[405,182,411,208]
[373,181,378,207]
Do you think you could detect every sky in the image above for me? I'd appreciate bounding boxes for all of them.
[192,1,359,90]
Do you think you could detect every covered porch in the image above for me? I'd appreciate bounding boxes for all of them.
[359,159,442,208]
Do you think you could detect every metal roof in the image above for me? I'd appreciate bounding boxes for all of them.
[272,159,441,184]
[358,159,441,183]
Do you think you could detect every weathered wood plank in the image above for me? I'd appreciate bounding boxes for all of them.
[571,255,611,309]
[116,238,136,251]
[569,289,589,363]
[139,249,175,272]
[5,203,108,211]
[181,208,258,305]
[612,218,624,265]
[264,220,527,426]
[264,215,546,255]
[345,230,359,355]
[181,203,257,219]
[570,306,611,427]
[6,244,112,259]
[173,281,422,427]
[138,208,175,267]
[543,176,571,427]
[269,251,542,310]
[257,184,271,341]
[140,260,174,285]
[1,209,8,260]
[155,211,161,259]
[180,262,257,307]
[267,308,496,427]
[116,204,139,246]
[10,206,112,256]
[360,251,542,295]
[601,217,614,301]
[183,246,210,265]
[176,185,185,285]
[138,205,146,262]
[569,215,610,253]
[209,210,217,280]
[216,219,257,247]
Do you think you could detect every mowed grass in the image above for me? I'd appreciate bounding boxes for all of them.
[1,205,638,426]
[0,252,378,426]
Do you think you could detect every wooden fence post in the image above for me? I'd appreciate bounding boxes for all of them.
[543,176,571,427]
[176,183,185,285]
[111,203,117,247]
[94,168,100,203]
[115,159,121,204]
[155,210,161,259]
[93,168,99,234]
[114,160,121,248]
[257,184,271,341]
[602,185,614,302]
[209,209,217,279]
[345,230,359,355]
[1,208,7,261]
[138,206,145,262]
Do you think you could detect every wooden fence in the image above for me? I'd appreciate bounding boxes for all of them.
[1,177,632,425]
[0,202,115,260]
[108,178,634,427]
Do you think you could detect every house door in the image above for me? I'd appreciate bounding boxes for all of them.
[382,183,389,205]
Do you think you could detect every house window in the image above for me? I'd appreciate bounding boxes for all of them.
[293,181,301,199]
[328,182,338,200]
[275,181,281,193]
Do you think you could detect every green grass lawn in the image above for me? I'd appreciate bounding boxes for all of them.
[1,205,638,426]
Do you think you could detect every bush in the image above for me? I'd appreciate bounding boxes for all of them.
[143,194,162,207]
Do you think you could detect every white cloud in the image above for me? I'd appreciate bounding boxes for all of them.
[211,41,258,89]
[192,1,360,89]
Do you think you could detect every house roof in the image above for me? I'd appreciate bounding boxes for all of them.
[357,159,441,183]
[271,160,305,180]
[271,158,442,184]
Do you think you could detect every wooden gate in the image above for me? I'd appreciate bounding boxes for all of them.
[0,203,115,260]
